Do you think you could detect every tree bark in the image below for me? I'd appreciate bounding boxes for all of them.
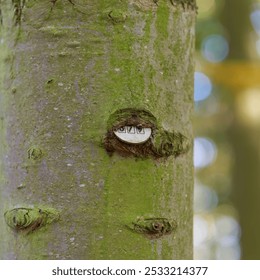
[0,0,196,259]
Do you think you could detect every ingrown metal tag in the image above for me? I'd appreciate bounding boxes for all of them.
[114,126,152,144]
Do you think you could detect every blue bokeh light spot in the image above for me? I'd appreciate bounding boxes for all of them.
[194,72,212,102]
[194,137,217,169]
[250,9,260,35]
[202,34,229,62]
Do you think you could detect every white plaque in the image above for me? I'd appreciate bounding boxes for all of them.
[114,126,152,144]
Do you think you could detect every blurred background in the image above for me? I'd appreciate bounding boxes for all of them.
[193,0,260,259]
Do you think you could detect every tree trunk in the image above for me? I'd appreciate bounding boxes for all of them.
[0,0,196,260]
[220,0,260,259]
[230,121,260,259]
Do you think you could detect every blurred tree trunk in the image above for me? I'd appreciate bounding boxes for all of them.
[221,0,260,260]
[0,0,196,259]
[229,120,260,260]
[221,0,251,60]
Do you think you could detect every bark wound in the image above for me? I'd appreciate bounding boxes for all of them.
[172,0,198,10]
[104,108,189,159]
[107,10,127,24]
[4,207,60,234]
[12,0,26,25]
[132,0,197,11]
[126,217,177,239]
[0,8,2,25]
[28,146,43,160]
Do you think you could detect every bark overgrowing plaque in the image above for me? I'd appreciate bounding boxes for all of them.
[104,108,189,159]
